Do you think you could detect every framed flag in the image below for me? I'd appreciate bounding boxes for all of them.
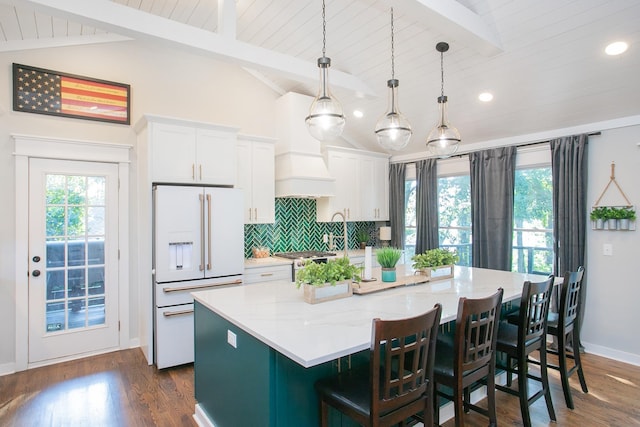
[12,63,131,125]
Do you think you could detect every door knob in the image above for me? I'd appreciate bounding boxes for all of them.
[32,270,41,277]
[32,255,41,262]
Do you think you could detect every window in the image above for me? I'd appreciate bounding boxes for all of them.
[513,167,553,275]
[438,175,472,266]
[404,179,417,256]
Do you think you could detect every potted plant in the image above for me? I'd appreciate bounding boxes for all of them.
[295,257,361,304]
[376,247,402,282]
[615,206,636,230]
[356,230,370,249]
[411,248,459,281]
[590,206,609,230]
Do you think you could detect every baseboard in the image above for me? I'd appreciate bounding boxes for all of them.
[0,362,16,376]
[583,341,640,367]
[128,337,140,348]
[193,404,216,427]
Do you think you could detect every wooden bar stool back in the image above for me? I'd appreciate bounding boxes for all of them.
[495,275,556,427]
[315,304,442,427]
[433,288,504,427]
[547,266,588,409]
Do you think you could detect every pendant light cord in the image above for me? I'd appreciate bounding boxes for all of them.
[440,50,444,98]
[322,0,327,57]
[390,7,395,80]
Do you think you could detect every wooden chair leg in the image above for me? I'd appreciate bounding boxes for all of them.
[558,331,574,409]
[573,329,589,393]
[486,366,497,427]
[320,399,329,427]
[453,386,465,427]
[539,346,557,421]
[517,354,532,427]
[434,383,441,427]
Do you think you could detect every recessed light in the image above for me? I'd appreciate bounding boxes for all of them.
[353,110,364,118]
[605,41,628,56]
[478,92,493,102]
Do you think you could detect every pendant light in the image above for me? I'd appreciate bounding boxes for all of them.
[305,0,345,142]
[375,7,412,151]
[426,42,461,158]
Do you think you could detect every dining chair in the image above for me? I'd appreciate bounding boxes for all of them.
[315,304,442,427]
[545,266,588,409]
[495,275,556,427]
[432,288,504,427]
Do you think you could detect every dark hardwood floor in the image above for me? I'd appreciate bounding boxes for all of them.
[1,348,638,426]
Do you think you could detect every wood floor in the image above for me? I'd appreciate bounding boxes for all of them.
[1,348,638,426]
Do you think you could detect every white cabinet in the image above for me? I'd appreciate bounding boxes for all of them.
[317,146,390,222]
[236,135,276,224]
[144,116,238,185]
[244,264,292,284]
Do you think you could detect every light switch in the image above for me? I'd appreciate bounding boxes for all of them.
[227,330,237,348]
[603,243,613,256]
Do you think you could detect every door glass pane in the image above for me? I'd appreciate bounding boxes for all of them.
[44,174,107,333]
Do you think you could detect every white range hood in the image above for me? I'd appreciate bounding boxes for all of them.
[274,92,336,198]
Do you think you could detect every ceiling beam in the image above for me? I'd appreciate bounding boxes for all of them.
[393,0,503,56]
[12,0,375,96]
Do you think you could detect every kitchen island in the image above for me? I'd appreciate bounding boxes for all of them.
[192,265,546,427]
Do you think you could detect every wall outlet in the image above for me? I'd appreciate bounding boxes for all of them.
[227,330,237,348]
[603,243,613,256]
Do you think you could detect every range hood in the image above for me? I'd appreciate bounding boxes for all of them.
[274,92,336,198]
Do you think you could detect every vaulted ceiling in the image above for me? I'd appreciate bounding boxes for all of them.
[2,0,639,156]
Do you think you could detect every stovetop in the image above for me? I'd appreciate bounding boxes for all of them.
[273,251,337,260]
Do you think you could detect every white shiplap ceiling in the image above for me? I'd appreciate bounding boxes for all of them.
[1,0,639,156]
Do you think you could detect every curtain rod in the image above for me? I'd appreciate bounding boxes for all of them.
[397,131,601,163]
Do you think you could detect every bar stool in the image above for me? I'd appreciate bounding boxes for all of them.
[315,304,442,427]
[432,288,504,427]
[546,266,588,409]
[495,276,556,427]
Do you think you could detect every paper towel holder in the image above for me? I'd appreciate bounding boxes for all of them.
[379,226,391,246]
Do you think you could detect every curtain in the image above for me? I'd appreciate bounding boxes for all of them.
[550,134,589,351]
[550,135,589,275]
[388,163,406,248]
[415,159,439,254]
[470,146,517,271]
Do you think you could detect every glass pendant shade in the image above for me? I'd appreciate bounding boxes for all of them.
[375,79,412,150]
[426,95,460,158]
[306,57,345,141]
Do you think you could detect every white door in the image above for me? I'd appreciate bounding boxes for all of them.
[28,158,120,364]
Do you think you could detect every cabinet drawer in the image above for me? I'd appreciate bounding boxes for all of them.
[244,265,291,284]
[155,303,194,369]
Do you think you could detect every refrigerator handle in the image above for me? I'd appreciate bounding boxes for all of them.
[206,194,212,270]
[199,194,205,271]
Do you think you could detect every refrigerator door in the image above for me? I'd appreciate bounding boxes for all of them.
[154,185,205,283]
[205,187,245,278]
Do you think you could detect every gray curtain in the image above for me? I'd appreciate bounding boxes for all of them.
[550,135,589,275]
[470,146,517,271]
[388,163,406,248]
[415,159,439,254]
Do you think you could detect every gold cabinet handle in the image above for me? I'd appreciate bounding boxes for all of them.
[192,164,195,180]
[163,309,194,317]
[206,193,212,270]
[163,279,243,293]
[199,164,202,180]
[199,194,205,271]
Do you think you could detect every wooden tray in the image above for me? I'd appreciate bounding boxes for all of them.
[352,273,429,295]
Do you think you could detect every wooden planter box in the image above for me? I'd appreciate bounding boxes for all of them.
[417,265,454,281]
[303,280,353,304]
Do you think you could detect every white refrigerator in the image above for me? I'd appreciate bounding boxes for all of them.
[153,185,244,368]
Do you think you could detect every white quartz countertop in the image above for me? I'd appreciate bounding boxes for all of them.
[193,265,548,368]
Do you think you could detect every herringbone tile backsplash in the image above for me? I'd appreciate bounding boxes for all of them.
[244,198,377,258]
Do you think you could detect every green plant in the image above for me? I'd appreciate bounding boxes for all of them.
[591,206,636,220]
[615,206,636,220]
[376,247,402,268]
[295,257,362,288]
[590,206,610,221]
[356,229,370,244]
[411,248,459,270]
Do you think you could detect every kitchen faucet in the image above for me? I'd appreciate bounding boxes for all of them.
[329,211,348,258]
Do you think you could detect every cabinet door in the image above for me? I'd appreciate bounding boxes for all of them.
[329,151,359,220]
[251,142,275,224]
[197,129,237,186]
[373,157,389,220]
[236,140,254,223]
[151,123,197,183]
[358,156,377,221]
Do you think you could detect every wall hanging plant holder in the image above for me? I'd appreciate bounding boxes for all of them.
[591,162,636,231]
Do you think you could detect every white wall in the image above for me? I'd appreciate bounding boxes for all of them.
[0,40,279,371]
[582,125,640,364]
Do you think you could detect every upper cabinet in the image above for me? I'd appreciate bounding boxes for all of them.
[317,146,390,222]
[237,135,276,224]
[137,115,239,186]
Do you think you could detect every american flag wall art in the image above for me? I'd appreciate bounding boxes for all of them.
[12,63,131,125]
